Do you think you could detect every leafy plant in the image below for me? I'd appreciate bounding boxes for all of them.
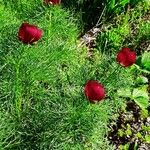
[117,83,149,110]
[0,0,150,150]
[145,135,150,143]
[136,51,150,73]
[132,85,149,110]
[141,52,150,71]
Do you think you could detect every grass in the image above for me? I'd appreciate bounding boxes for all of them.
[0,0,150,150]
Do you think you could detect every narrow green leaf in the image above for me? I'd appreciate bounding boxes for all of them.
[109,0,116,9]
[120,0,130,6]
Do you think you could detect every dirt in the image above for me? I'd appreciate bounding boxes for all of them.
[107,101,150,150]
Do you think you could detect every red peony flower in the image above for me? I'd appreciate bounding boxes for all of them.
[18,23,43,44]
[44,0,61,5]
[116,47,136,67]
[84,80,105,103]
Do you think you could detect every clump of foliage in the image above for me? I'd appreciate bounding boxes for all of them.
[99,2,150,149]
[0,0,149,150]
[62,0,148,31]
[0,1,126,149]
[108,100,150,150]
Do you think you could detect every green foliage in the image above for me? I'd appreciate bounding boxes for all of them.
[140,109,149,119]
[0,0,150,149]
[138,22,150,40]
[119,144,130,150]
[97,2,150,111]
[132,85,149,110]
[142,52,150,71]
[0,1,128,149]
[117,80,149,110]
[145,135,150,143]
[118,129,124,137]
[62,0,145,31]
[135,51,150,74]
[135,132,143,139]
[142,125,150,132]
[0,111,19,149]
[136,76,148,85]
[0,3,89,149]
[117,88,132,98]
[125,124,132,136]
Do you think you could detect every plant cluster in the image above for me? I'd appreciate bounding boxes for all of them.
[16,2,138,104]
[108,100,150,150]
[0,0,149,150]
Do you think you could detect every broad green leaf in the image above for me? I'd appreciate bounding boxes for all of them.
[134,64,150,74]
[133,97,149,110]
[145,135,150,143]
[132,86,149,109]
[142,52,150,71]
[117,88,132,98]
[136,76,148,84]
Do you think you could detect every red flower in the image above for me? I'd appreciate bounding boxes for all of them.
[44,0,61,5]
[84,80,105,103]
[116,47,136,67]
[18,23,43,44]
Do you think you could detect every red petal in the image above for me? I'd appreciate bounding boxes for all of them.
[18,23,29,42]
[116,47,136,67]
[84,80,105,102]
[44,0,61,5]
[116,52,127,67]
[18,23,43,44]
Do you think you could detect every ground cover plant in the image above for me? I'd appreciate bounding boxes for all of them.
[0,0,150,150]
[95,1,150,149]
[62,0,148,32]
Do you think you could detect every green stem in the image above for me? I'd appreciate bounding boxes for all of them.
[15,62,22,119]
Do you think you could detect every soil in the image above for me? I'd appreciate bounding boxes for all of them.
[107,101,150,150]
